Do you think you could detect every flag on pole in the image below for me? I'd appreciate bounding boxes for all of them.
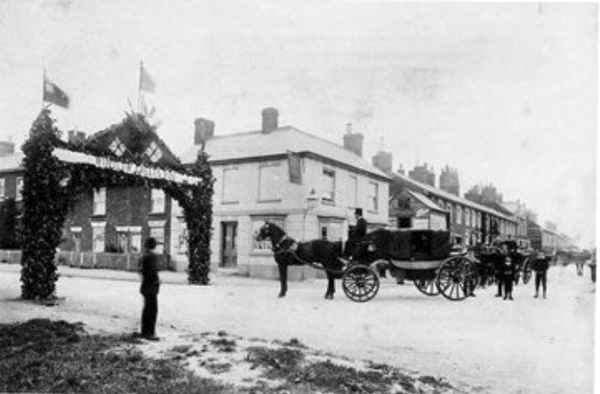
[43,78,70,108]
[139,64,156,93]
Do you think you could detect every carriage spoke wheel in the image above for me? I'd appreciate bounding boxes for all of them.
[436,257,477,301]
[342,265,380,302]
[521,257,532,285]
[414,277,440,296]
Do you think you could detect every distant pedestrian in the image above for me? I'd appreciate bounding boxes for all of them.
[494,243,510,298]
[501,255,516,301]
[590,255,596,284]
[532,251,550,299]
[139,237,160,341]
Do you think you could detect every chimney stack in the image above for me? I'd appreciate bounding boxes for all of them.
[439,165,460,196]
[0,141,15,157]
[372,151,393,174]
[261,107,279,133]
[343,123,364,157]
[194,118,215,145]
[408,164,435,187]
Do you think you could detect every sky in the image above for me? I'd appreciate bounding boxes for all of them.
[0,0,597,247]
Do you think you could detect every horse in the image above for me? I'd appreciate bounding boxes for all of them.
[255,221,344,299]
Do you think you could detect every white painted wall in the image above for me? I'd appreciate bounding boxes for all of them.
[170,154,390,278]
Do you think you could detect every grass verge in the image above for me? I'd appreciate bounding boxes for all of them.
[0,319,232,394]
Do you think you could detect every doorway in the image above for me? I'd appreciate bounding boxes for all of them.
[220,221,238,268]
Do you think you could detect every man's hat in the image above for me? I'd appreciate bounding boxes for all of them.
[354,208,363,216]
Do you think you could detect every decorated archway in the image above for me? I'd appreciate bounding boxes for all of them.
[20,109,214,299]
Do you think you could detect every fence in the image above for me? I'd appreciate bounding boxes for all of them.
[0,250,172,271]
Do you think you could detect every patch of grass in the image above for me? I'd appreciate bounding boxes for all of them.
[418,375,454,390]
[202,361,233,375]
[247,346,305,378]
[0,319,234,394]
[281,338,307,349]
[296,359,391,393]
[210,337,237,352]
[171,345,192,354]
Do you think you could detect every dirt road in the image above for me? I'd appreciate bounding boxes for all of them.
[0,263,595,394]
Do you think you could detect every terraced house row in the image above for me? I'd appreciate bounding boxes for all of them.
[0,108,570,278]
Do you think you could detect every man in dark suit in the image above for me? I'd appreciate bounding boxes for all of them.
[532,250,550,299]
[139,237,160,341]
[345,208,367,261]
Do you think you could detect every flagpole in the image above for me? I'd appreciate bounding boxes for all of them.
[138,61,143,114]
[42,68,47,109]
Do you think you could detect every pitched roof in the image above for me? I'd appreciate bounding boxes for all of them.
[180,126,390,180]
[406,190,447,213]
[392,172,516,222]
[0,152,24,172]
[88,116,184,169]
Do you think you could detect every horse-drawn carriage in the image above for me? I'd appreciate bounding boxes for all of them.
[256,222,478,302]
[341,228,478,302]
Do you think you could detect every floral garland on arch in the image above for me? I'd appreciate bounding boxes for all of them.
[20,109,214,300]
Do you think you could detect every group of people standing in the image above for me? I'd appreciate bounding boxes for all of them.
[492,241,550,301]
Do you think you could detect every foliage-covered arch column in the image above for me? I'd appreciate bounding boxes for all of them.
[20,110,214,299]
[20,111,71,299]
[164,152,214,285]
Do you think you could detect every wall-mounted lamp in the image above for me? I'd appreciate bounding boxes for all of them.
[306,188,319,211]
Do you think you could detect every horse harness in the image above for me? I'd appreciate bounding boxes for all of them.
[271,235,344,274]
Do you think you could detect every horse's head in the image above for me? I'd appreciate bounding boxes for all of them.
[255,221,274,243]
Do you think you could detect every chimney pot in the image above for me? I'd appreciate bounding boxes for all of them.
[0,141,15,157]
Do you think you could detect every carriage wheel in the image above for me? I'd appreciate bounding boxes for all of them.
[521,258,532,285]
[414,277,440,296]
[342,264,380,302]
[436,257,477,301]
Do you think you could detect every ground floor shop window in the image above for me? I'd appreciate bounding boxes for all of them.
[176,218,188,255]
[252,216,285,252]
[149,221,165,254]
[319,218,343,241]
[116,226,142,253]
[91,222,106,252]
[70,227,82,252]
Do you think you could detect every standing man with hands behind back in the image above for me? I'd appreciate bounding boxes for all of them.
[139,237,160,341]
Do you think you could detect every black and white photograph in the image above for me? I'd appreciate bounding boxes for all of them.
[0,1,597,393]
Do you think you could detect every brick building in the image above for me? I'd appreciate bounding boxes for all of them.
[0,123,181,268]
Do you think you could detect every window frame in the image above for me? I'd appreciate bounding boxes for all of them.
[321,168,336,205]
[151,189,166,214]
[15,177,23,202]
[222,167,240,204]
[93,187,106,216]
[367,181,379,213]
[257,161,282,203]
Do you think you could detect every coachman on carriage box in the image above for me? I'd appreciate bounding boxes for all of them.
[345,208,367,260]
